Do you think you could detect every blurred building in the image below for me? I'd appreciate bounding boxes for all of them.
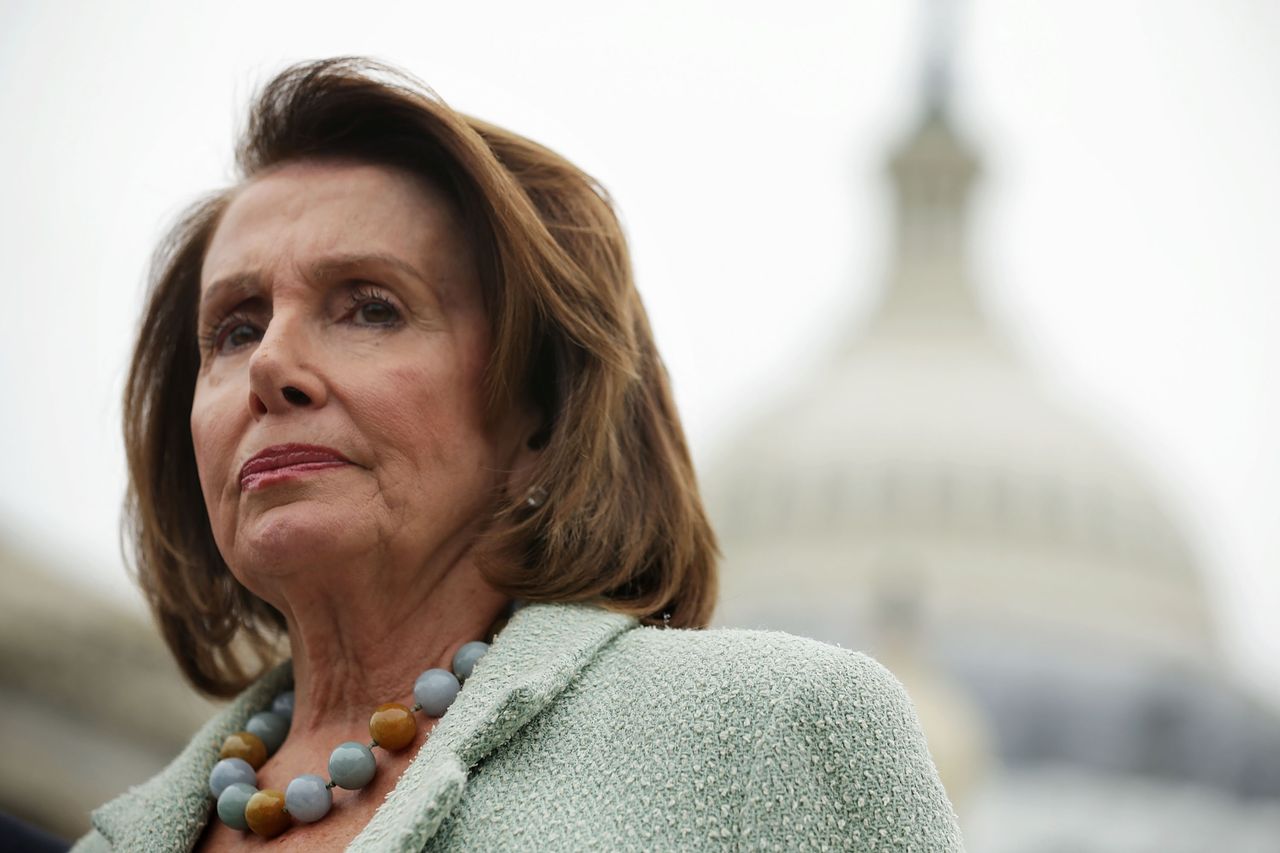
[705,26,1280,853]
[0,539,219,840]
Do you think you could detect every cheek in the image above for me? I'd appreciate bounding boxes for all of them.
[190,379,242,513]
[354,347,492,475]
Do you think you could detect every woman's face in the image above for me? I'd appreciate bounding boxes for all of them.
[191,160,532,597]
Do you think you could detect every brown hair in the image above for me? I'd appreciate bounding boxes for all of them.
[124,58,718,697]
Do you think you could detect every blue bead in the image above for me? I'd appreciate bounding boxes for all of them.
[285,773,332,823]
[209,757,256,798]
[246,711,289,754]
[216,782,256,830]
[329,741,377,790]
[271,691,295,722]
[451,641,490,682]
[414,668,461,716]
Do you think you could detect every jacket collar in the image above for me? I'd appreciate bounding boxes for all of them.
[91,601,638,852]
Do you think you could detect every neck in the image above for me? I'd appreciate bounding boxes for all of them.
[272,555,511,737]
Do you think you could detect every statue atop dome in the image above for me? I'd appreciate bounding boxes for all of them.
[863,0,1004,353]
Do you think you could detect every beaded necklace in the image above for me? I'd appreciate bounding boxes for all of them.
[206,605,514,839]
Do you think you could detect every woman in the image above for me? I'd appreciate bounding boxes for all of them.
[71,58,963,852]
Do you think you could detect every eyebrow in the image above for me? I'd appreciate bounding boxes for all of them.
[308,252,432,290]
[200,252,433,315]
[199,272,260,319]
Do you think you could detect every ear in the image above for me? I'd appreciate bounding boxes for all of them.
[500,400,547,500]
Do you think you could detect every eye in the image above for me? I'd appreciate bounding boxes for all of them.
[347,285,402,327]
[355,300,397,325]
[224,322,261,349]
[199,311,261,355]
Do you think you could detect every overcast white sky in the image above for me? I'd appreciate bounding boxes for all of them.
[1,1,1276,701]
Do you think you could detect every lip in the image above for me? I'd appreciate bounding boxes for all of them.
[239,443,353,492]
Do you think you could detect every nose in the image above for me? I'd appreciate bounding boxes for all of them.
[247,312,328,419]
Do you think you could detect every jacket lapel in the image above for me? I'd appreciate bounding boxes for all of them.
[349,601,638,851]
[91,602,637,853]
[90,658,294,853]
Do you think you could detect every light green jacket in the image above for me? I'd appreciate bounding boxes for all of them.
[72,601,964,851]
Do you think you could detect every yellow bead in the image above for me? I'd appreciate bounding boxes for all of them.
[219,731,267,770]
[369,702,416,751]
[244,789,290,838]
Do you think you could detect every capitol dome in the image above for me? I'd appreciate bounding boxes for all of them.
[708,102,1216,672]
[703,73,1280,832]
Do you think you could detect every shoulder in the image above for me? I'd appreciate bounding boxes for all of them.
[598,622,914,716]
[68,828,111,852]
[599,624,934,766]
[588,624,965,851]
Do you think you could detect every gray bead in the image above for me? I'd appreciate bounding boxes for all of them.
[216,782,256,830]
[246,711,289,754]
[285,773,332,823]
[414,668,461,716]
[271,691,295,722]
[209,757,256,798]
[329,741,376,790]
[451,641,490,682]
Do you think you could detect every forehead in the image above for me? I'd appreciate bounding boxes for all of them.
[201,160,468,293]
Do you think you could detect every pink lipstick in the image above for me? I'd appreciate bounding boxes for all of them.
[239,443,352,492]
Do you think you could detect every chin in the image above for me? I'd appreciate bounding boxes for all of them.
[234,499,373,576]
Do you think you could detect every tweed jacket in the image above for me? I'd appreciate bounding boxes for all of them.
[71,601,964,852]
